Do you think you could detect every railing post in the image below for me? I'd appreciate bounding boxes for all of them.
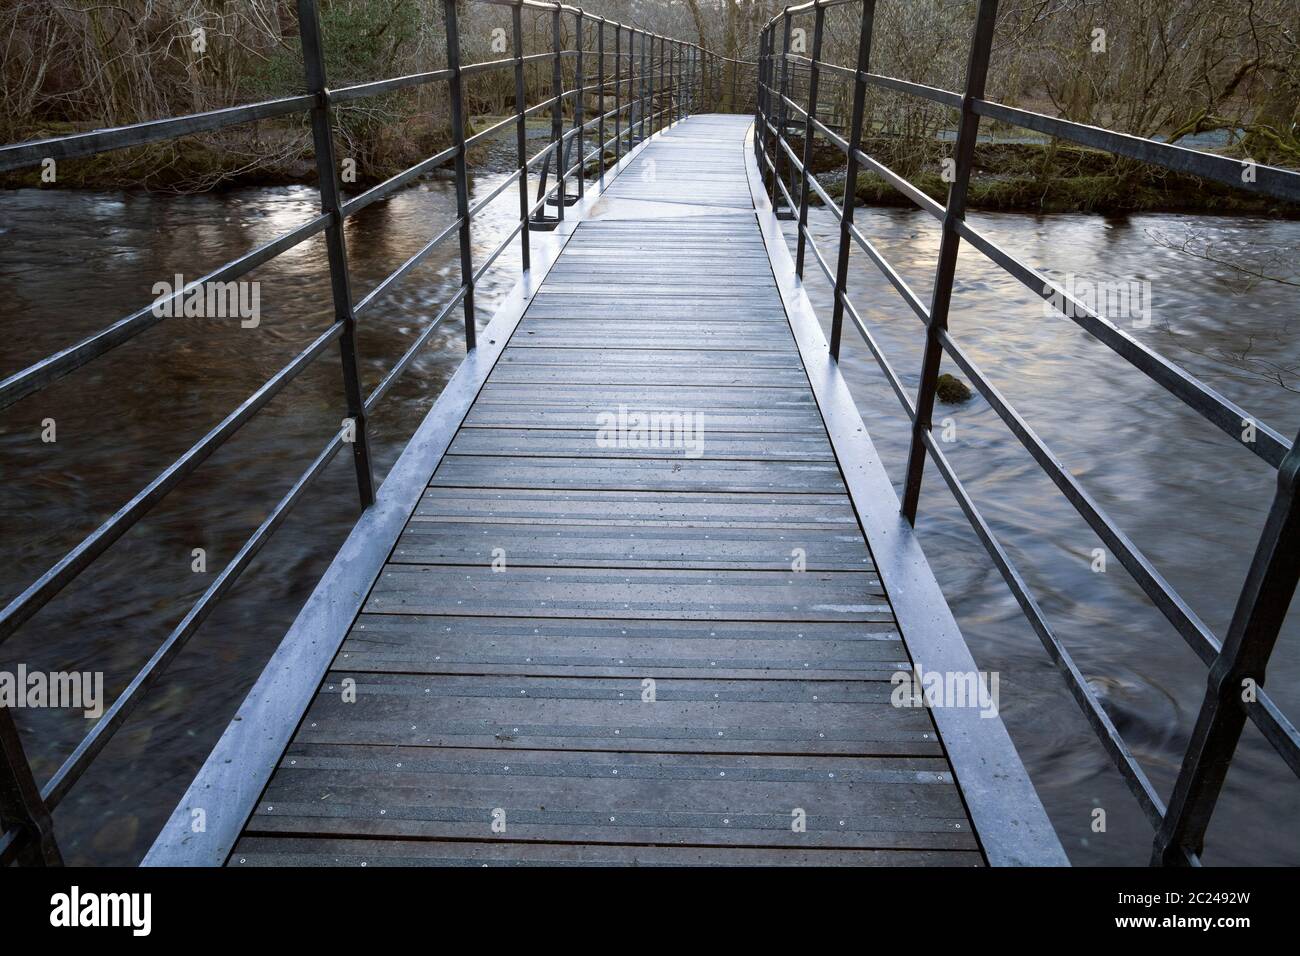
[659,36,668,127]
[614,25,622,163]
[441,0,477,350]
[705,51,711,111]
[640,28,649,141]
[704,52,711,112]
[773,13,794,218]
[0,706,62,865]
[694,47,700,114]
[672,41,679,124]
[682,46,690,118]
[632,30,640,141]
[681,43,688,120]
[629,30,637,141]
[1153,436,1300,864]
[549,2,566,220]
[829,0,877,359]
[298,0,375,507]
[794,3,826,278]
[756,31,769,177]
[685,46,694,117]
[511,1,531,272]
[574,10,585,198]
[900,0,998,524]
[597,18,605,178]
[649,35,658,136]
[762,30,774,168]
[661,37,668,128]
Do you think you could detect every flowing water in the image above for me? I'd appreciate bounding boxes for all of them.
[2,166,1298,865]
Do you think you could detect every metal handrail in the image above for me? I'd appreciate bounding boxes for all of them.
[755,0,1300,866]
[0,0,724,867]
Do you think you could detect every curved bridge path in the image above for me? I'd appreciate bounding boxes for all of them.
[146,114,1066,867]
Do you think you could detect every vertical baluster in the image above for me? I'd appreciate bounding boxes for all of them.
[829,0,877,359]
[574,10,585,199]
[550,2,566,220]
[511,1,531,272]
[299,0,375,505]
[685,46,693,117]
[773,13,794,217]
[681,42,691,119]
[632,30,640,141]
[693,47,699,114]
[756,31,769,177]
[702,51,712,111]
[640,29,649,141]
[1153,435,1300,864]
[684,46,691,117]
[794,4,826,277]
[900,0,999,523]
[659,37,667,130]
[671,41,679,124]
[0,706,62,865]
[649,35,658,136]
[659,36,667,127]
[704,51,710,112]
[754,40,761,155]
[614,25,622,164]
[597,18,605,180]
[441,0,477,351]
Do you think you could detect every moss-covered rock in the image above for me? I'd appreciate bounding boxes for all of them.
[936,373,972,404]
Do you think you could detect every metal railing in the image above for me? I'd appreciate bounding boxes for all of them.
[755,0,1300,866]
[0,0,729,867]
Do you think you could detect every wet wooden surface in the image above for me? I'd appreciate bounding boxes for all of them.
[229,115,982,867]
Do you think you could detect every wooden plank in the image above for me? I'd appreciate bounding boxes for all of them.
[243,745,974,850]
[520,301,790,320]
[445,428,835,461]
[390,521,872,570]
[289,681,942,756]
[337,614,907,680]
[364,566,890,621]
[509,322,795,350]
[230,836,982,867]
[411,488,858,529]
[486,363,812,387]
[429,455,848,494]
[496,347,802,368]
[473,384,817,407]
[463,404,822,432]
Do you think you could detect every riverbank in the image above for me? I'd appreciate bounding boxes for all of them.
[801,137,1300,218]
[0,114,520,192]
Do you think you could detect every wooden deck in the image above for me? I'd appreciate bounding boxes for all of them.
[147,115,1065,867]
